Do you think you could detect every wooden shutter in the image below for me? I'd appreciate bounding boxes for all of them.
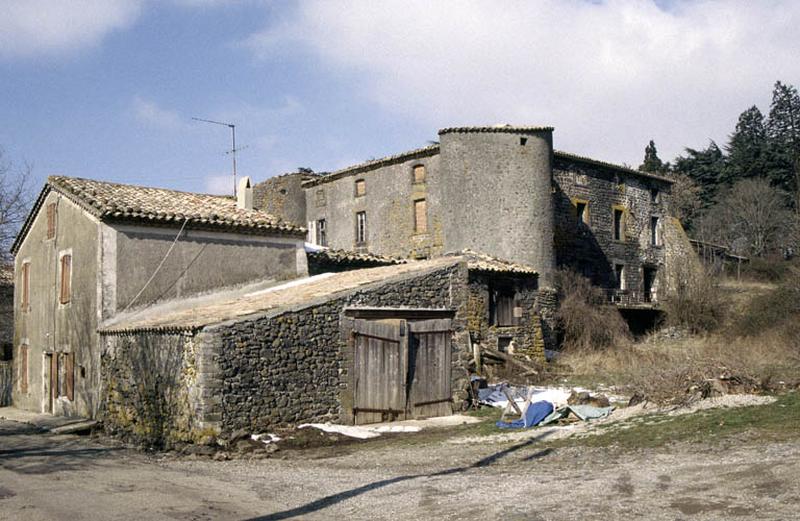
[21,262,30,309]
[414,199,427,233]
[50,353,58,402]
[59,254,71,304]
[19,345,28,393]
[65,352,74,401]
[355,179,366,197]
[352,319,407,424]
[46,203,56,239]
[496,291,514,326]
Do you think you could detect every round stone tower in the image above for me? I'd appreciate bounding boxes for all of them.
[437,125,557,287]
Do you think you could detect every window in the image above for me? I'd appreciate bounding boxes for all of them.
[46,203,57,239]
[413,165,426,184]
[613,208,625,241]
[355,179,366,197]
[490,287,515,327]
[574,200,589,225]
[519,137,528,146]
[316,219,327,247]
[414,199,427,233]
[650,216,660,246]
[20,261,30,311]
[615,264,626,290]
[356,211,367,245]
[651,188,660,203]
[59,254,72,305]
[18,345,28,393]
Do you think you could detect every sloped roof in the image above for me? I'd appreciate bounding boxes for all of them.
[307,248,407,268]
[455,250,538,276]
[100,256,461,334]
[12,176,304,254]
[553,151,674,183]
[438,125,554,135]
[301,145,440,187]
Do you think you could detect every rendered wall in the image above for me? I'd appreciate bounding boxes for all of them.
[13,191,102,418]
[304,152,443,259]
[437,129,557,286]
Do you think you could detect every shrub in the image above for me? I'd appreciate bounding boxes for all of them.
[741,255,793,282]
[663,266,725,334]
[732,267,800,338]
[554,269,630,351]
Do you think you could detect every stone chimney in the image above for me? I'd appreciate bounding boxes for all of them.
[237,176,253,210]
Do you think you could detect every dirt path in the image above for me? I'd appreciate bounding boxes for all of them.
[1,418,798,520]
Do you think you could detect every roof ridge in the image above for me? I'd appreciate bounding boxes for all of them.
[553,150,674,183]
[47,175,235,199]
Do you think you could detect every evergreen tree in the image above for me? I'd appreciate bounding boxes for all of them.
[638,139,666,173]
[723,105,767,185]
[766,80,800,207]
[672,141,725,207]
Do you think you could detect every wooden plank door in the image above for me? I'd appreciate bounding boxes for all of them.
[407,319,452,419]
[352,319,407,425]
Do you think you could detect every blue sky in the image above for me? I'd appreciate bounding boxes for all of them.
[2,0,799,195]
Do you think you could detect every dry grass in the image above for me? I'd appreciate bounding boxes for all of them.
[662,265,726,334]
[554,269,631,351]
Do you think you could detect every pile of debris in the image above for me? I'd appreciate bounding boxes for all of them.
[474,381,620,430]
[179,429,281,461]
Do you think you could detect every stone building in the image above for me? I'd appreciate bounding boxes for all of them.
[99,253,541,445]
[261,125,694,305]
[10,175,306,418]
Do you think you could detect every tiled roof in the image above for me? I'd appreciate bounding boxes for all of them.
[100,257,461,333]
[307,248,407,267]
[302,145,440,187]
[439,125,554,135]
[455,250,538,275]
[553,151,674,183]
[12,176,304,253]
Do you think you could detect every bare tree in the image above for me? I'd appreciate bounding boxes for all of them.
[696,178,792,257]
[669,172,703,226]
[0,148,33,262]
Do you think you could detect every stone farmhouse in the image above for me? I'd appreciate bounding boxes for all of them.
[257,125,694,303]
[8,123,699,445]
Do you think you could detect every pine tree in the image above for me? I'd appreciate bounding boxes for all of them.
[723,105,767,185]
[766,81,800,207]
[638,140,666,173]
[672,141,725,207]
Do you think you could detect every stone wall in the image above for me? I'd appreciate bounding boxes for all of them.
[101,331,213,447]
[208,262,470,433]
[466,272,545,361]
[253,172,309,227]
[553,156,673,299]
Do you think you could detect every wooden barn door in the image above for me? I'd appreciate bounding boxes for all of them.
[407,319,452,419]
[352,319,408,425]
[352,317,453,424]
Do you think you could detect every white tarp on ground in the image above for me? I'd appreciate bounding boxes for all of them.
[298,423,422,439]
[477,383,626,410]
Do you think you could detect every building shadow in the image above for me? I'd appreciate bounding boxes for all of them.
[247,431,556,521]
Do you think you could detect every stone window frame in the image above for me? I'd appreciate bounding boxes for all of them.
[355,211,367,246]
[316,218,327,247]
[571,197,590,227]
[413,198,428,234]
[612,205,627,242]
[58,248,73,307]
[354,179,366,198]
[412,164,427,185]
[650,215,661,247]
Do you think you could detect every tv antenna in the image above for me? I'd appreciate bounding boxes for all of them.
[192,117,246,196]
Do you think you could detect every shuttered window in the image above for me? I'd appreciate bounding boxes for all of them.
[414,199,427,233]
[65,352,74,401]
[413,165,426,184]
[59,254,72,305]
[355,179,366,197]
[19,345,28,393]
[20,262,30,310]
[490,288,515,327]
[356,211,367,245]
[46,203,57,239]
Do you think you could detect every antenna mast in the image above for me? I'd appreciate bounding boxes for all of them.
[192,117,242,196]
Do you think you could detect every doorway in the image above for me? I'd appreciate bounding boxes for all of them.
[643,266,658,303]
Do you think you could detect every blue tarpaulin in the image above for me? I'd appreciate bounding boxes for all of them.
[496,400,555,429]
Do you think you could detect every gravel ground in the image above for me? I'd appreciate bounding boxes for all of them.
[1,398,798,521]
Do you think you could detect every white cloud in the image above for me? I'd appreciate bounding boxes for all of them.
[0,0,142,59]
[132,96,185,130]
[246,0,800,165]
